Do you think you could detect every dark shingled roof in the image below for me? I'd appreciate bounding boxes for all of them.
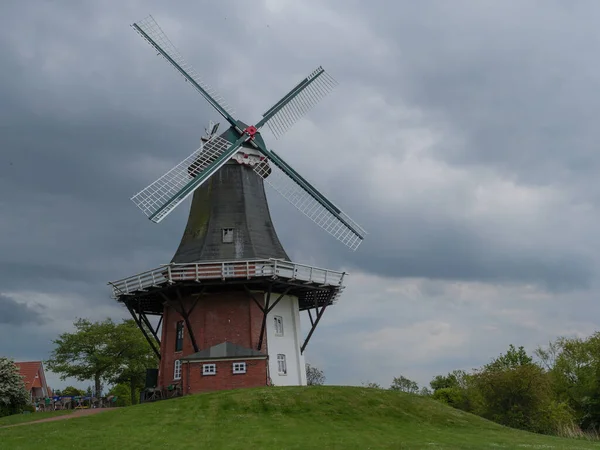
[171,161,290,263]
[180,342,267,361]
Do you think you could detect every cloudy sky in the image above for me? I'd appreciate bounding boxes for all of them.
[2,0,600,391]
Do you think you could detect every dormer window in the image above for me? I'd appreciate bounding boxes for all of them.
[222,228,234,243]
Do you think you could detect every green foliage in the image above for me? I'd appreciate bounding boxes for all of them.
[0,357,30,418]
[107,383,134,407]
[430,372,460,391]
[473,355,558,433]
[45,318,119,398]
[433,387,468,409]
[104,319,158,405]
[484,344,533,372]
[390,375,419,393]
[419,387,432,396]
[428,345,575,435]
[305,364,325,386]
[60,386,86,397]
[536,332,600,432]
[430,370,482,414]
[46,318,157,404]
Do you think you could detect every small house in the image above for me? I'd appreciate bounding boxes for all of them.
[14,361,52,403]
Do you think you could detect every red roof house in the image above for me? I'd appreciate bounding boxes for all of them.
[14,361,52,402]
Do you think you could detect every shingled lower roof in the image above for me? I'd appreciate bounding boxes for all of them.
[180,342,267,362]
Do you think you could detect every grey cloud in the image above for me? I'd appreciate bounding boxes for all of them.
[350,1,600,184]
[0,294,46,325]
[1,0,600,388]
[0,1,593,294]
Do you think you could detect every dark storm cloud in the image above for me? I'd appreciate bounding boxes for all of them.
[0,0,596,300]
[258,0,600,291]
[1,0,600,388]
[0,293,46,325]
[350,1,600,184]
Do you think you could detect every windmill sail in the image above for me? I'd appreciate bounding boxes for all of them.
[132,15,237,125]
[253,149,366,250]
[256,67,338,139]
[131,135,245,223]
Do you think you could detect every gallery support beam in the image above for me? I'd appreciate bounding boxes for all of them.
[137,299,161,347]
[256,284,272,351]
[244,284,292,351]
[177,290,201,353]
[301,302,328,354]
[126,304,161,359]
[158,289,203,353]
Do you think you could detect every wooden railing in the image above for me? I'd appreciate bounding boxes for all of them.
[108,258,345,297]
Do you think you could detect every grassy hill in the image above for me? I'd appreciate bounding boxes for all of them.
[1,386,600,449]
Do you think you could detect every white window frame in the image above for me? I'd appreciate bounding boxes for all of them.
[232,362,247,374]
[222,263,235,277]
[274,315,284,336]
[173,359,182,380]
[222,228,234,243]
[277,354,287,375]
[202,363,216,376]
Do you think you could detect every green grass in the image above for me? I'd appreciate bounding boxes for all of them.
[0,410,72,427]
[1,386,599,449]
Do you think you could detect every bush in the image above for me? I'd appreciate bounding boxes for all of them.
[0,357,30,417]
[433,387,467,409]
[0,402,33,418]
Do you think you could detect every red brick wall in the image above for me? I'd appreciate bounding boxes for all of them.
[158,289,267,390]
[182,359,268,394]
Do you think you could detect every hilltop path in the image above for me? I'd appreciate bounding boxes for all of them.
[0,408,109,429]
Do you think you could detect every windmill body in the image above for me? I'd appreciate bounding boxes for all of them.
[109,15,365,397]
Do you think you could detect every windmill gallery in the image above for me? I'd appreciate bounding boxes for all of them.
[108,15,366,397]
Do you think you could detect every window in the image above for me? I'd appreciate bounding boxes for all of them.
[174,360,182,380]
[233,362,247,374]
[277,354,287,375]
[203,363,216,376]
[175,321,184,352]
[274,316,284,336]
[222,263,235,277]
[222,228,234,243]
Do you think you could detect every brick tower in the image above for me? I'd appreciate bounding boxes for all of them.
[109,15,365,398]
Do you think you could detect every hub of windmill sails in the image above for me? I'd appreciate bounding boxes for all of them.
[187,138,271,178]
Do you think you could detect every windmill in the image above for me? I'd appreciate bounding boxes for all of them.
[130,15,365,251]
[108,15,365,397]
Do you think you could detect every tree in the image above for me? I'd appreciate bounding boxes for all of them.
[107,383,134,407]
[430,370,481,413]
[536,333,600,431]
[390,375,419,394]
[46,317,157,403]
[419,387,432,396]
[46,318,119,399]
[473,344,568,434]
[0,357,30,417]
[484,344,533,372]
[430,371,461,392]
[305,363,326,386]
[61,386,86,397]
[105,319,158,405]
